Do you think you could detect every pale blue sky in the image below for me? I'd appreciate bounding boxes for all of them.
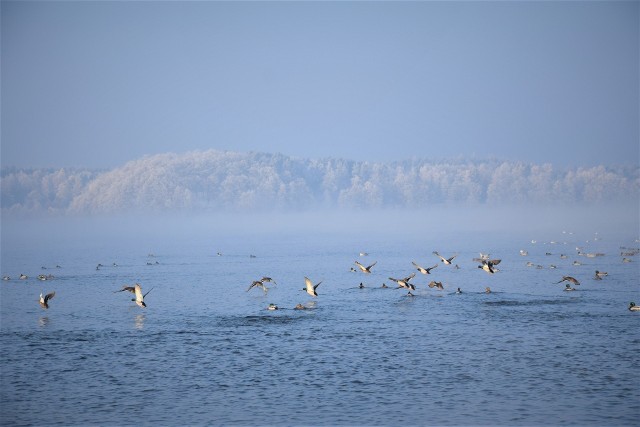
[2,1,638,169]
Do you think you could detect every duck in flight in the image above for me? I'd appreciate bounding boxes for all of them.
[433,251,457,265]
[303,277,322,297]
[247,280,268,294]
[428,281,444,290]
[133,283,153,308]
[478,259,501,274]
[355,261,377,274]
[555,276,580,286]
[39,291,55,309]
[412,261,438,275]
[388,273,416,291]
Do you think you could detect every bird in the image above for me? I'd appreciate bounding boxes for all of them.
[519,250,528,256]
[594,270,608,279]
[2,276,9,281]
[455,287,462,294]
[428,281,444,290]
[485,287,492,294]
[555,276,580,286]
[355,260,377,274]
[412,261,438,275]
[247,280,268,294]
[133,283,152,308]
[303,277,322,297]
[564,284,576,291]
[19,274,28,280]
[39,291,55,309]
[388,273,416,291]
[294,303,306,310]
[433,251,457,265]
[629,302,640,311]
[359,282,365,289]
[478,259,501,274]
[260,277,277,286]
[267,303,278,311]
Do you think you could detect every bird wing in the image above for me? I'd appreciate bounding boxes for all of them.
[489,259,502,266]
[115,286,136,294]
[134,284,144,302]
[427,264,438,272]
[366,261,377,270]
[314,281,322,291]
[247,281,260,291]
[44,292,55,303]
[412,261,426,272]
[143,287,154,298]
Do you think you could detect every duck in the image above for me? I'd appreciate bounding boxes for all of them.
[303,277,322,297]
[359,282,365,289]
[133,283,152,308]
[260,277,277,286]
[19,274,28,280]
[247,280,268,294]
[355,260,377,274]
[478,259,501,274]
[485,287,491,294]
[556,276,580,286]
[388,273,416,291]
[294,303,306,310]
[2,276,10,281]
[564,284,576,291]
[428,281,444,290]
[455,287,462,294]
[433,251,457,265]
[39,291,55,309]
[629,302,640,311]
[412,261,438,275]
[594,270,608,279]
[519,250,528,256]
[267,303,278,311]
[381,283,388,288]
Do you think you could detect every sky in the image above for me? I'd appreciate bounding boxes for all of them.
[1,1,638,170]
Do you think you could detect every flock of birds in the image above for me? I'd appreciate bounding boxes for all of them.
[4,240,640,313]
[242,247,640,312]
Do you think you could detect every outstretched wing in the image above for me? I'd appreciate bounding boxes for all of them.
[44,292,55,303]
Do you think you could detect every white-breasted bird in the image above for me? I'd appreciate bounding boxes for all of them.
[39,291,55,309]
[355,261,377,274]
[303,277,322,297]
[412,262,438,275]
[433,251,457,265]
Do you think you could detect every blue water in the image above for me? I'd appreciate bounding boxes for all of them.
[1,216,639,426]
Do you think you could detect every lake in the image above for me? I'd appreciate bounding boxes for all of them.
[1,213,639,426]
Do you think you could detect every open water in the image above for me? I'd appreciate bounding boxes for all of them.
[1,215,639,426]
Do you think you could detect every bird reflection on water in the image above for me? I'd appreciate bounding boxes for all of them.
[134,313,145,330]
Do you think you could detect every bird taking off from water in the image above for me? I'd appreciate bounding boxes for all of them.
[555,276,580,286]
[355,261,377,274]
[247,280,269,294]
[39,291,55,309]
[478,259,501,274]
[303,277,322,297]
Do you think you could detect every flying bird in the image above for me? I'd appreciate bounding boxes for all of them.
[433,251,457,265]
[388,273,416,290]
[303,277,322,297]
[39,291,55,309]
[428,281,444,290]
[412,262,438,275]
[247,280,269,293]
[355,261,377,274]
[478,259,501,274]
[133,283,153,308]
[555,276,580,286]
[260,277,277,286]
